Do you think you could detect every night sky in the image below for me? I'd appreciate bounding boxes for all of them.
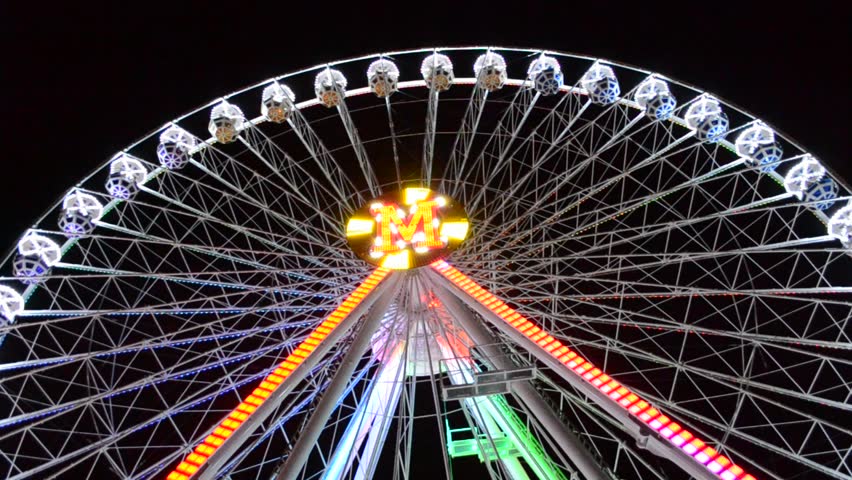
[1,4,849,255]
[1,3,849,478]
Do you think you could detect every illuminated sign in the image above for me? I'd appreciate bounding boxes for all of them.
[346,188,469,270]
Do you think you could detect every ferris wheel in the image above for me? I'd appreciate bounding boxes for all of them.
[0,46,850,480]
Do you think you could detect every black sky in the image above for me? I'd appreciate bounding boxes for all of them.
[1,3,849,256]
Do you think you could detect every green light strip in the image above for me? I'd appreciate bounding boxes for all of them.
[447,392,568,480]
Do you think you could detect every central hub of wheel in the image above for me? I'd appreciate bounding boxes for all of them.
[345,187,469,270]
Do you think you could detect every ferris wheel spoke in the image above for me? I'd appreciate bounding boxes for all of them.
[185,140,345,251]
[465,262,852,308]
[511,246,845,287]
[94,197,304,265]
[463,88,543,213]
[47,227,355,269]
[491,156,750,256]
[453,247,845,292]
[0,331,302,435]
[473,106,646,250]
[15,271,339,332]
[384,97,403,189]
[155,158,350,267]
[0,286,332,410]
[286,107,363,207]
[475,174,825,267]
[92,219,339,285]
[0,335,294,443]
[449,77,541,202]
[1,275,352,383]
[8,269,324,325]
[1,309,337,381]
[154,145,343,239]
[124,186,349,265]
[470,70,659,214]
[523,206,835,276]
[81,223,358,288]
[474,120,690,255]
[519,181,841,262]
[532,309,851,351]
[236,126,353,231]
[465,63,654,216]
[332,74,381,198]
[421,83,439,188]
[180,156,346,264]
[471,123,711,255]
[440,72,489,194]
[460,70,606,213]
[524,122,696,217]
[41,261,352,296]
[466,133,694,255]
[0,314,316,376]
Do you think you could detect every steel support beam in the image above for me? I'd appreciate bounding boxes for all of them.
[430,279,606,480]
[422,87,439,187]
[190,271,399,480]
[336,90,380,198]
[322,342,405,480]
[426,266,718,480]
[275,275,401,480]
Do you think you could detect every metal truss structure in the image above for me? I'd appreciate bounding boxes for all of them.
[0,47,850,480]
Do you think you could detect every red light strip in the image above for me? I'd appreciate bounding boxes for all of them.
[430,260,756,480]
[166,268,391,480]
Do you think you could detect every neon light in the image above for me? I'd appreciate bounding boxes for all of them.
[347,189,469,270]
[403,187,431,205]
[430,260,755,480]
[165,268,391,480]
[345,218,374,236]
[380,250,411,270]
[371,200,443,254]
[439,220,469,241]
